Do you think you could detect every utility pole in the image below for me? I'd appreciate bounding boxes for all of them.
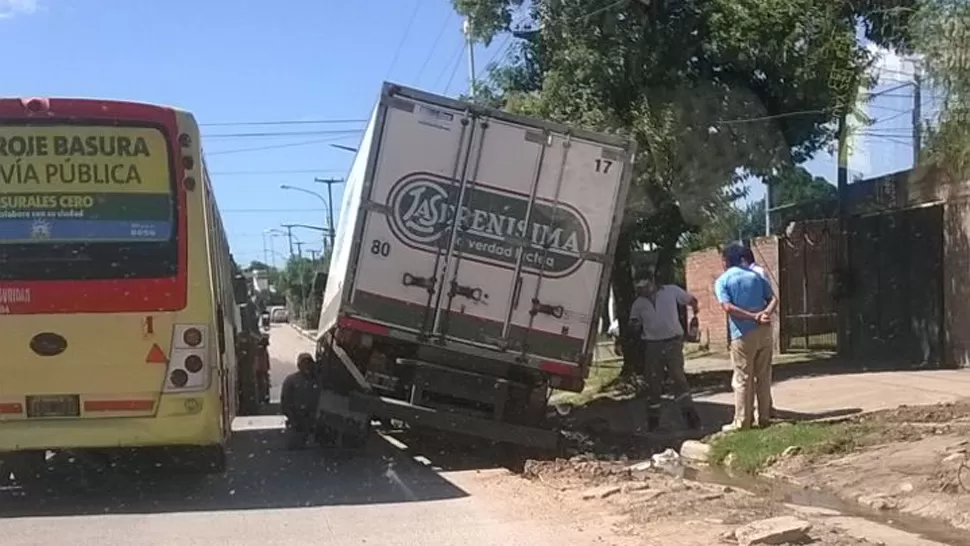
[464,18,477,99]
[294,241,305,259]
[283,225,294,258]
[307,249,320,261]
[836,111,850,356]
[764,179,774,237]
[913,64,922,166]
[313,177,343,253]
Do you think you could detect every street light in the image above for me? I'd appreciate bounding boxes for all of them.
[262,228,287,268]
[280,184,328,207]
[280,184,330,252]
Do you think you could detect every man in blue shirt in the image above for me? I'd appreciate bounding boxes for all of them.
[714,244,778,430]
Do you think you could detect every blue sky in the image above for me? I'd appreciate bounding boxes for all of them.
[0,0,936,261]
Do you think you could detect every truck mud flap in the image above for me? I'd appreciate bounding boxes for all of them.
[347,391,561,450]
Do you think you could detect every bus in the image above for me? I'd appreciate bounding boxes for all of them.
[0,97,240,480]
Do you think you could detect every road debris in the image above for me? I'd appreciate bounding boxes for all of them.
[679,439,711,463]
[581,485,622,500]
[732,516,812,545]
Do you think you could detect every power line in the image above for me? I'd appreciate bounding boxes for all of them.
[474,32,514,83]
[200,118,367,127]
[717,109,828,125]
[443,43,467,95]
[583,0,629,19]
[206,136,356,156]
[873,109,913,124]
[210,169,344,176]
[435,40,466,90]
[203,129,363,139]
[416,11,454,83]
[386,0,423,79]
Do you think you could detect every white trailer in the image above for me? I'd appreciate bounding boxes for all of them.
[313,83,635,449]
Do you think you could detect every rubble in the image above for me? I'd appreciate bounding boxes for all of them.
[679,439,711,463]
[580,485,621,500]
[733,516,813,545]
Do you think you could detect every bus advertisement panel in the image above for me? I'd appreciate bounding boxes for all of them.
[0,116,186,315]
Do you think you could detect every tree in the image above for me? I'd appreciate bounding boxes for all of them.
[766,166,838,204]
[453,0,910,376]
[907,0,970,183]
[278,256,326,326]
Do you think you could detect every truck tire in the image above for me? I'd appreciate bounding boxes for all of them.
[2,451,49,486]
[316,343,357,396]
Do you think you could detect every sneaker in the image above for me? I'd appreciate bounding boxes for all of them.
[721,422,751,433]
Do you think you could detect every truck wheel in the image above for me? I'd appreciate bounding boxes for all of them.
[316,344,356,395]
[3,451,49,486]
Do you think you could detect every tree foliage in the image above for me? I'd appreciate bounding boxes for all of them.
[278,256,326,325]
[907,0,970,183]
[686,167,837,249]
[453,0,911,374]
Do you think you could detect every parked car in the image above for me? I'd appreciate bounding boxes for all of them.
[270,307,288,323]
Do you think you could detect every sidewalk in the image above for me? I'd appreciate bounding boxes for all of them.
[289,323,318,341]
[697,367,970,417]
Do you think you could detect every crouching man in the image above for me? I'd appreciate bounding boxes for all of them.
[280,352,321,450]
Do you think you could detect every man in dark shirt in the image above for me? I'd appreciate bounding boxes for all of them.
[280,352,321,449]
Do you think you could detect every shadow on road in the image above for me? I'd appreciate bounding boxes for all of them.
[0,426,469,518]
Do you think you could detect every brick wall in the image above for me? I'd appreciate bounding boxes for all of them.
[685,236,781,352]
[685,248,729,350]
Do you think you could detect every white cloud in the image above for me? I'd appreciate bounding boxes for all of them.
[867,43,920,85]
[0,0,39,19]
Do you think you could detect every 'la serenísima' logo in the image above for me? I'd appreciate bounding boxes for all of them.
[386,172,591,278]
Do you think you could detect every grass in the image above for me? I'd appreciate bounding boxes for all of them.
[549,361,623,407]
[548,341,724,408]
[708,422,869,474]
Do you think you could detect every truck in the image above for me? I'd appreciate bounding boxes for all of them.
[312,83,635,450]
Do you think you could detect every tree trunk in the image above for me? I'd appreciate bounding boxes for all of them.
[611,228,639,377]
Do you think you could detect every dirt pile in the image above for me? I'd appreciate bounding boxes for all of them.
[767,400,970,534]
[520,455,890,545]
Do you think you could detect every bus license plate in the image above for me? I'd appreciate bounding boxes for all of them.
[26,395,80,418]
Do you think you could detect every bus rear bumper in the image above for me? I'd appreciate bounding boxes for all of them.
[0,394,222,453]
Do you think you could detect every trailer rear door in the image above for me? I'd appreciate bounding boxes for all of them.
[351,89,628,367]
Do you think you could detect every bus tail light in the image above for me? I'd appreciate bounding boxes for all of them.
[164,325,209,392]
[182,327,203,347]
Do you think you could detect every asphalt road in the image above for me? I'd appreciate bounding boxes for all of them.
[0,324,607,546]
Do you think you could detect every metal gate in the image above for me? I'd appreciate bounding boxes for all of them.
[847,204,944,364]
[777,219,839,352]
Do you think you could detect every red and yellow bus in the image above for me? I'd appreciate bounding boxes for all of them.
[0,98,239,479]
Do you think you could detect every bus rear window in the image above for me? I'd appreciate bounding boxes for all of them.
[0,123,177,281]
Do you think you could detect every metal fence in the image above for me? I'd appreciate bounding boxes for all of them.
[778,219,840,352]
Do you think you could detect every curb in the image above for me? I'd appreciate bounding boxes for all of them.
[289,324,318,342]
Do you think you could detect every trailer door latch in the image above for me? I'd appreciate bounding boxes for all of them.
[530,299,564,319]
[402,273,436,293]
[449,281,484,302]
